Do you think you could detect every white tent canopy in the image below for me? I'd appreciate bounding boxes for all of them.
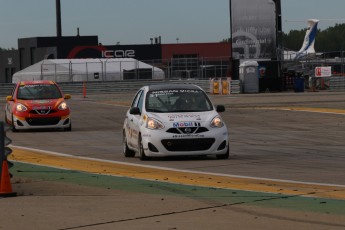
[12,58,165,83]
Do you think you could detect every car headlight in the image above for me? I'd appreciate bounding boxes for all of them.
[16,103,27,112]
[147,117,164,130]
[210,116,224,128]
[58,102,68,110]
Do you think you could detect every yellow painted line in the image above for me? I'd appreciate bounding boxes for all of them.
[259,107,345,115]
[9,147,345,200]
[292,107,345,114]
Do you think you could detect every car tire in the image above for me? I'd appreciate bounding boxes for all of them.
[216,145,229,159]
[123,130,135,157]
[4,113,8,125]
[64,122,72,131]
[138,135,149,161]
[11,114,17,132]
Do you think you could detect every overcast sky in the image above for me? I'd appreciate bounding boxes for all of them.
[1,0,345,49]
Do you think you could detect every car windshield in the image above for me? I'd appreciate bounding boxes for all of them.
[17,84,62,100]
[146,89,213,113]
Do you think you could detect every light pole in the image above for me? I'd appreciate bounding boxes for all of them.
[56,0,62,37]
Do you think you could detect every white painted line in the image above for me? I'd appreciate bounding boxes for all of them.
[11,145,345,188]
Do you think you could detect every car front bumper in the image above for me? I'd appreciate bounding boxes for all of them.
[140,126,229,157]
[12,114,71,130]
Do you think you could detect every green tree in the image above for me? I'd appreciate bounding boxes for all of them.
[282,23,345,52]
[223,23,345,52]
[282,29,307,51]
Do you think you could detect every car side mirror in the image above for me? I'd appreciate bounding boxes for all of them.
[129,107,141,115]
[216,105,225,113]
[64,94,71,99]
[6,96,13,101]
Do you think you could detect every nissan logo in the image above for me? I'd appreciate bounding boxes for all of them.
[185,128,192,134]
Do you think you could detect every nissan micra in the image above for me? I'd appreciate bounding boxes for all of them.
[5,80,72,132]
[123,83,229,160]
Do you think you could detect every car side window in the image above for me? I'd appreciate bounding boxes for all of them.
[136,91,144,114]
[131,90,142,108]
[131,89,145,114]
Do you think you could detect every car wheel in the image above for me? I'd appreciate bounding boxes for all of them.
[123,130,135,157]
[216,145,229,159]
[4,113,9,125]
[11,114,17,132]
[64,122,72,131]
[138,135,149,161]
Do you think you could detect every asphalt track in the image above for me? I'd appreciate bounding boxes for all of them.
[2,90,345,229]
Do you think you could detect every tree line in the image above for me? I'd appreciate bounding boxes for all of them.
[221,23,345,52]
[0,47,16,51]
[282,23,345,52]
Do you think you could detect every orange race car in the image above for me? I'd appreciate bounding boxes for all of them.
[5,80,72,132]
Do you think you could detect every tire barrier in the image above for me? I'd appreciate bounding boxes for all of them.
[0,121,16,197]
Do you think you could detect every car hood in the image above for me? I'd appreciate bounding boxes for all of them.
[147,111,219,127]
[17,99,64,109]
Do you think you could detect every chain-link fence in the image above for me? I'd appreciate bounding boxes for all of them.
[38,59,165,82]
[280,51,345,91]
[35,57,232,83]
[9,52,345,92]
[163,57,231,80]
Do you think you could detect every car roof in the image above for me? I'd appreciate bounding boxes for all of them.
[147,83,202,91]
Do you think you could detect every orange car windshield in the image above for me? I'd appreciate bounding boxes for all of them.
[17,84,62,100]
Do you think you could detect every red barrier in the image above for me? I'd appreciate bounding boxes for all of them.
[0,159,16,197]
[83,81,87,98]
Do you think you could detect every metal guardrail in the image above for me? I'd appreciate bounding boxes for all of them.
[59,79,211,94]
[0,80,211,97]
[230,80,241,94]
[330,76,345,91]
[0,83,15,98]
[2,77,345,98]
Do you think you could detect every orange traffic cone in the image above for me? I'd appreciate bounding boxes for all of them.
[0,159,16,197]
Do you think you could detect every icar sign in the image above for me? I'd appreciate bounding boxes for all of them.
[102,50,135,58]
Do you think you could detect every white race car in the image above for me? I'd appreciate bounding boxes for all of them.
[123,83,229,160]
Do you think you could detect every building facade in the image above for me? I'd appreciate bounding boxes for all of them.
[0,36,232,83]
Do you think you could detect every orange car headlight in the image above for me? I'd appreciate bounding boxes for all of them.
[16,103,27,112]
[58,102,68,110]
